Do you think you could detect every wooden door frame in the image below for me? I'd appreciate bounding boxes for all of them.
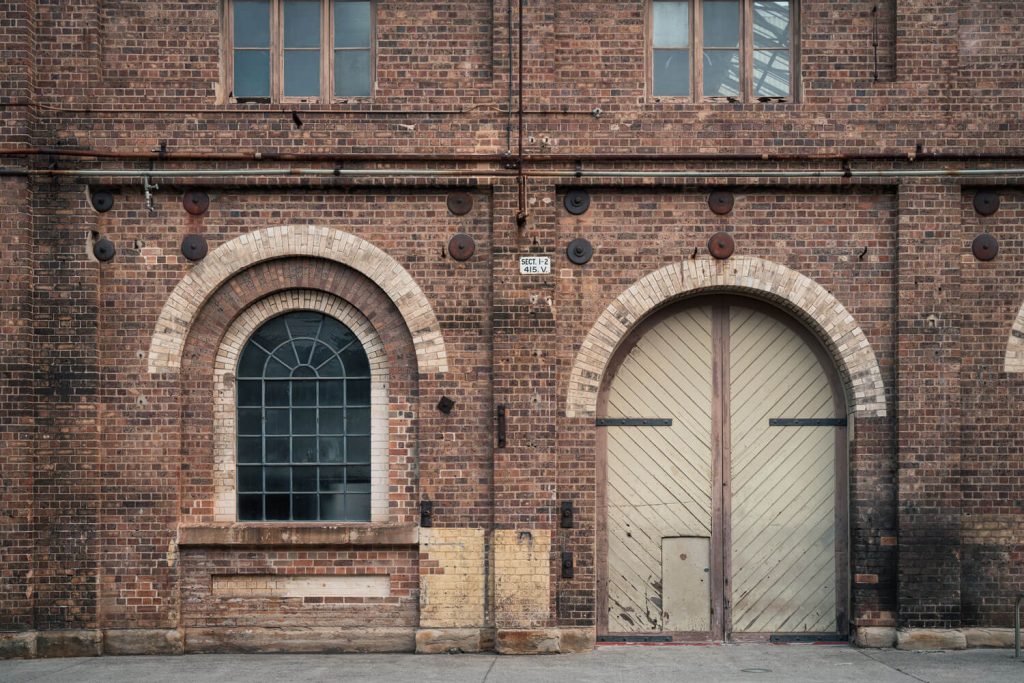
[595,293,850,640]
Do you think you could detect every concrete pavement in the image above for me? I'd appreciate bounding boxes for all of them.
[1,643,1022,683]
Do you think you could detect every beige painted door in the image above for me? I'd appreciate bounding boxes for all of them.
[602,300,844,637]
[729,306,838,633]
[605,305,714,633]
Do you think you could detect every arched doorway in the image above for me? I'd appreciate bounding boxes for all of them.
[598,296,849,640]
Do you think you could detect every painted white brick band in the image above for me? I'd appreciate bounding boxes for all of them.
[148,225,448,376]
[566,257,888,419]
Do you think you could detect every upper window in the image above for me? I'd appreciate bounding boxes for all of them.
[236,311,372,522]
[651,0,796,102]
[227,0,373,102]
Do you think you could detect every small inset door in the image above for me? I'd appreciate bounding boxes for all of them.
[662,537,711,632]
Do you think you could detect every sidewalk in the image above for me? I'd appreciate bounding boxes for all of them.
[1,643,1021,683]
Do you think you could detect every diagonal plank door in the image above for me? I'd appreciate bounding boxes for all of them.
[605,305,714,633]
[728,305,838,633]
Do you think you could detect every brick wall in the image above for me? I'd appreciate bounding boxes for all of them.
[1,0,1023,647]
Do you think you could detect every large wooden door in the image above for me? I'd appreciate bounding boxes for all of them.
[600,298,847,639]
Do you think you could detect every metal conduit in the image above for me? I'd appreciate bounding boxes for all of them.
[3,167,1024,179]
[1016,593,1022,659]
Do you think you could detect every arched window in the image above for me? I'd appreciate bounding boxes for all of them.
[236,310,372,521]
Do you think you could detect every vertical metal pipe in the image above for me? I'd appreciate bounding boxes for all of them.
[516,0,528,226]
[1016,593,1021,658]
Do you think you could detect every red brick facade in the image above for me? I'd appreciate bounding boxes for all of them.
[1,0,1023,656]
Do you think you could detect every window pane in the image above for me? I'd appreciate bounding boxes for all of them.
[347,407,370,435]
[293,408,317,434]
[266,381,289,406]
[341,346,370,376]
[233,50,270,98]
[335,50,371,97]
[284,50,321,97]
[293,494,318,520]
[347,464,371,489]
[234,0,270,47]
[293,436,318,463]
[266,408,290,435]
[319,356,343,377]
[319,319,356,353]
[292,466,317,491]
[319,408,344,434]
[266,437,290,463]
[238,466,263,493]
[320,380,344,405]
[346,435,370,463]
[293,339,315,367]
[238,343,267,377]
[347,379,370,405]
[753,1,790,49]
[238,408,262,435]
[238,436,263,463]
[653,49,689,96]
[703,0,739,47]
[653,1,689,48]
[320,436,344,463]
[239,494,263,520]
[291,380,316,406]
[753,50,790,96]
[238,380,262,406]
[320,493,344,520]
[253,317,291,350]
[335,1,371,48]
[703,50,740,96]
[345,493,370,521]
[320,466,345,492]
[265,494,291,520]
[284,0,321,48]
[266,466,291,492]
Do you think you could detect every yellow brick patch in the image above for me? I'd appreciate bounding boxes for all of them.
[419,528,486,628]
[493,529,551,629]
[212,574,390,598]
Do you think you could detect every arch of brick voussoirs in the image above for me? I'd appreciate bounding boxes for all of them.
[1006,303,1024,373]
[566,257,888,419]
[147,225,448,375]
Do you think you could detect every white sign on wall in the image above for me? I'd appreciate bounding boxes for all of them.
[519,256,551,275]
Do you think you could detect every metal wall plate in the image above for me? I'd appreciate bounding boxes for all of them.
[90,190,114,213]
[181,234,209,261]
[93,238,116,262]
[447,192,473,215]
[973,191,1000,216]
[707,231,735,259]
[708,190,735,215]
[448,233,476,261]
[183,190,210,215]
[566,237,593,265]
[564,189,591,215]
[971,233,998,261]
[436,396,455,414]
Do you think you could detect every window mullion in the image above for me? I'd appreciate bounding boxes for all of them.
[272,0,282,101]
[693,0,701,103]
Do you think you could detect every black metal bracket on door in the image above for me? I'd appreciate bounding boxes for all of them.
[595,418,673,427]
[768,418,847,427]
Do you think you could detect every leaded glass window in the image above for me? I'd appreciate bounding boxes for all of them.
[236,310,372,521]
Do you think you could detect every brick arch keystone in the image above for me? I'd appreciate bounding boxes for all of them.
[148,225,448,375]
[566,257,887,419]
[1006,303,1024,373]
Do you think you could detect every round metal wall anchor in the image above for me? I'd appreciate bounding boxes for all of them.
[973,191,1000,216]
[971,233,998,261]
[93,238,116,262]
[708,190,735,215]
[447,192,474,216]
[183,190,210,216]
[707,231,735,259]
[564,189,591,215]
[90,190,114,213]
[181,234,209,261]
[566,237,593,265]
[447,233,476,261]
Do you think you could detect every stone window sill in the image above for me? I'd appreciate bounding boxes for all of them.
[177,523,418,547]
